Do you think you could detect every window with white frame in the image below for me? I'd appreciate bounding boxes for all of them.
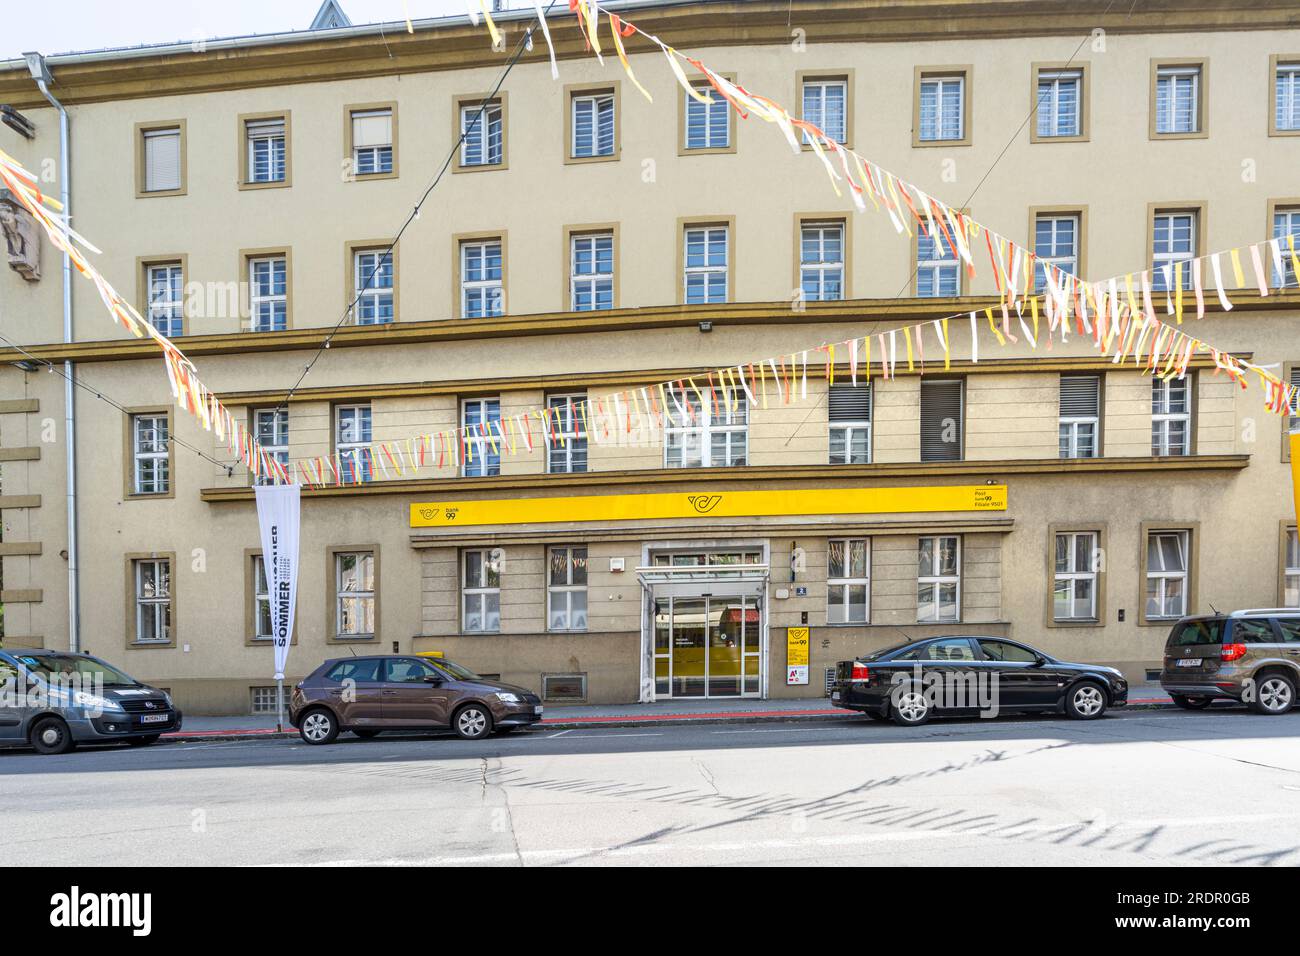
[1273,207,1300,288]
[1285,528,1300,608]
[683,226,728,304]
[335,551,375,638]
[547,393,588,474]
[132,413,169,495]
[1151,211,1196,292]
[572,91,615,158]
[1277,61,1300,132]
[684,83,729,149]
[1054,531,1098,621]
[1151,377,1191,456]
[245,117,286,184]
[917,535,960,623]
[460,240,504,318]
[548,546,588,631]
[462,549,501,633]
[335,404,372,482]
[1036,69,1082,138]
[353,250,394,324]
[800,222,845,302]
[828,382,871,464]
[142,126,182,192]
[460,99,503,167]
[1155,65,1201,134]
[918,75,964,142]
[248,256,287,332]
[570,233,614,311]
[1059,375,1100,459]
[146,263,184,337]
[462,397,501,478]
[1034,214,1079,293]
[1146,530,1189,620]
[916,228,959,297]
[1290,366,1300,435]
[252,554,272,639]
[253,407,289,485]
[920,379,963,462]
[351,108,393,175]
[827,538,869,624]
[134,558,172,643]
[664,385,747,468]
[802,78,847,143]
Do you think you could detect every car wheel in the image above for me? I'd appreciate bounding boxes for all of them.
[29,716,75,755]
[890,687,931,726]
[126,734,161,746]
[299,708,339,745]
[1065,681,1107,720]
[353,729,380,739]
[1170,693,1212,710]
[453,703,493,740]
[1250,672,1295,715]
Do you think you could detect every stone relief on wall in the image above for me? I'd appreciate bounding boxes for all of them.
[0,188,40,282]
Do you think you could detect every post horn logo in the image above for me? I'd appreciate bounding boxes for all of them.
[418,507,438,521]
[686,494,723,514]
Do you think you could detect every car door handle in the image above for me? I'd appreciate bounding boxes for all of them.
[382,690,398,696]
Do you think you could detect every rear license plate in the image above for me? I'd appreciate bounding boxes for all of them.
[139,713,170,723]
[534,706,544,715]
[831,691,841,702]
[1176,658,1201,668]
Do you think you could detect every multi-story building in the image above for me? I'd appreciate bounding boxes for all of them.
[1,0,1298,714]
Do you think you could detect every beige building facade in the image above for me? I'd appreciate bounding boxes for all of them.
[1,0,1299,713]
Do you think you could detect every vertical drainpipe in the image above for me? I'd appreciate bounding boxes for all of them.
[24,53,78,653]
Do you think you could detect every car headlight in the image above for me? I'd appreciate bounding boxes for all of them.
[73,692,123,711]
[495,692,522,704]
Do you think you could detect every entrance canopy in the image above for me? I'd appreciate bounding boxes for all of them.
[635,564,769,598]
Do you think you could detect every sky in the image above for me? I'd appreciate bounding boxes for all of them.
[3,0,502,60]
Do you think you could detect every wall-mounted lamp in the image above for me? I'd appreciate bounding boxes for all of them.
[698,321,713,333]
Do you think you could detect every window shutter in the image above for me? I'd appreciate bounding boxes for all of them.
[920,379,963,462]
[352,110,391,148]
[1059,375,1100,418]
[143,129,181,191]
[246,117,285,138]
[829,382,871,422]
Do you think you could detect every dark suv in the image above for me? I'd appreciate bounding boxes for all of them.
[289,654,543,743]
[1160,609,1300,714]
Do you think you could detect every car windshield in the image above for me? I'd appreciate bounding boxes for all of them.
[430,658,480,681]
[1167,620,1225,647]
[12,653,140,687]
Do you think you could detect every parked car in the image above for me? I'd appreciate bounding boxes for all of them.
[832,635,1128,726]
[1159,608,1300,714]
[290,653,544,744]
[0,648,182,754]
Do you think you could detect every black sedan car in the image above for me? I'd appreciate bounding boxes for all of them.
[831,636,1128,726]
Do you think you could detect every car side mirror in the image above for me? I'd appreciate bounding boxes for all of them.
[1030,655,1046,667]
[423,674,444,684]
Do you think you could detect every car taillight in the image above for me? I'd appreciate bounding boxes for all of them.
[851,663,870,681]
[1220,643,1247,662]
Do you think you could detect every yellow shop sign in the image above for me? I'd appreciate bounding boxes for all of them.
[410,484,1007,528]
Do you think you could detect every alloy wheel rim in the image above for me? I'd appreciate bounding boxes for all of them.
[303,714,330,740]
[897,692,928,722]
[1074,686,1103,716]
[459,709,487,736]
[1260,679,1292,711]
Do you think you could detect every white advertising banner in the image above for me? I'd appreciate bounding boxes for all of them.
[254,484,301,682]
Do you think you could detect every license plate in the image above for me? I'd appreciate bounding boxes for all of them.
[534,706,544,715]
[1176,658,1201,668]
[831,691,841,702]
[139,713,170,723]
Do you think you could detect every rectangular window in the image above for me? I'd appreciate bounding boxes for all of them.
[335,551,375,638]
[683,225,729,304]
[248,256,287,332]
[1146,530,1189,620]
[351,108,393,175]
[800,222,845,302]
[570,232,614,311]
[335,404,372,483]
[685,83,730,149]
[918,75,964,142]
[245,117,286,184]
[1034,214,1079,293]
[142,127,182,192]
[916,228,959,297]
[1290,366,1300,437]
[664,385,747,468]
[1151,377,1191,456]
[252,554,272,639]
[920,379,963,462]
[828,381,871,465]
[134,558,172,643]
[250,686,283,714]
[572,92,615,158]
[1059,375,1100,459]
[1277,61,1300,132]
[354,250,394,324]
[1155,65,1201,134]
[460,240,504,318]
[917,536,960,623]
[132,414,170,495]
[1273,207,1300,288]
[802,78,847,143]
[547,393,588,474]
[1054,531,1098,621]
[146,263,184,337]
[827,538,869,624]
[1151,211,1197,292]
[462,398,502,478]
[460,100,503,167]
[462,549,501,633]
[1036,69,1082,138]
[1285,528,1300,608]
[548,546,588,632]
[253,407,289,485]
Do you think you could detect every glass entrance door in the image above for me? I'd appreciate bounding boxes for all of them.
[653,594,761,698]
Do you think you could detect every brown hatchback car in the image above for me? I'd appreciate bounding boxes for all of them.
[289,654,543,744]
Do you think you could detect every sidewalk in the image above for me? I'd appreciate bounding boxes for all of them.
[164,684,1175,742]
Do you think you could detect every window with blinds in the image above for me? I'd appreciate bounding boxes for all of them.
[142,127,182,193]
[245,117,286,184]
[1059,375,1100,459]
[829,382,871,465]
[920,379,963,462]
[351,108,393,175]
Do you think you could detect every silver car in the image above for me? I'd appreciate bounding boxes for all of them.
[0,648,182,754]
[1159,609,1300,714]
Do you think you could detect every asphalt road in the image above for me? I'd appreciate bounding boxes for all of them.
[5,708,1300,866]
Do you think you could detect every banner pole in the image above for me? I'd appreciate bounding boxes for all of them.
[276,677,285,733]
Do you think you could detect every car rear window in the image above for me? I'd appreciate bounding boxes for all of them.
[1167,619,1225,648]
[324,659,381,682]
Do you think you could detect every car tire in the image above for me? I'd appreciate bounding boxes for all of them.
[1250,672,1296,715]
[1065,681,1107,720]
[1170,693,1212,710]
[29,716,75,755]
[126,734,161,746]
[353,729,381,739]
[298,708,339,745]
[889,686,931,727]
[453,703,494,740]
